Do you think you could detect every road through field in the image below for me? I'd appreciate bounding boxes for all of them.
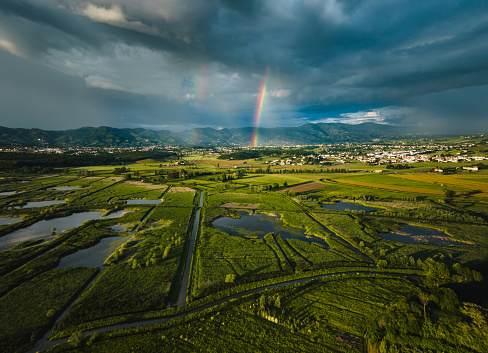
[33,270,415,352]
[177,191,203,306]
[28,202,161,353]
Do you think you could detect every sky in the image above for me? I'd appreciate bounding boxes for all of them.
[1,0,488,133]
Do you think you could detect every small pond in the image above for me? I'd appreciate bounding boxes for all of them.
[126,199,161,205]
[48,186,83,191]
[57,236,129,268]
[0,217,23,226]
[212,212,329,247]
[13,200,66,209]
[381,225,467,246]
[110,223,133,233]
[0,210,129,250]
[321,202,378,212]
[0,191,15,196]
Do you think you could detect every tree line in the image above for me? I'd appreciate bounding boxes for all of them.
[0,151,174,172]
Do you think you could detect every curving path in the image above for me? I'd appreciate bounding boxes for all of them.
[33,269,416,352]
[30,192,402,352]
[28,198,165,353]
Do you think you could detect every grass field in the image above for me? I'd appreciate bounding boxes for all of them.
[1,152,488,353]
[0,267,98,352]
[47,276,419,353]
[207,192,302,211]
[56,205,194,331]
[330,177,446,195]
[394,174,488,197]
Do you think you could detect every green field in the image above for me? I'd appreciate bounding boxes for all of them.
[0,148,487,353]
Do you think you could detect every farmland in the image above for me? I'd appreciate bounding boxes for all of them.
[394,174,488,197]
[281,180,328,194]
[0,144,487,352]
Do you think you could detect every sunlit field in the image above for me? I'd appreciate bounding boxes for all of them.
[0,148,487,353]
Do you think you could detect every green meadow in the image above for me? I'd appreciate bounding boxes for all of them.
[0,150,487,352]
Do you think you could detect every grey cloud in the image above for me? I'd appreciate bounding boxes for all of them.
[0,50,108,129]
[0,0,487,132]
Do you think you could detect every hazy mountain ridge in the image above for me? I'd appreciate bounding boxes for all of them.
[0,123,427,148]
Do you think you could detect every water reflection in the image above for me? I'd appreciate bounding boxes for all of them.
[212,212,328,247]
[0,210,130,249]
[0,217,22,226]
[126,199,161,205]
[57,236,128,268]
[14,200,66,209]
[0,191,15,196]
[381,225,467,246]
[321,202,378,212]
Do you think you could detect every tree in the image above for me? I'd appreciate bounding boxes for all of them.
[445,189,455,200]
[259,294,268,311]
[422,258,451,288]
[418,292,431,318]
[163,245,171,259]
[274,296,281,309]
[473,270,483,282]
[225,273,235,283]
[436,287,459,313]
[69,331,83,347]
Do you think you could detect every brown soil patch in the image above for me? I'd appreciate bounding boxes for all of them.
[124,181,166,189]
[168,186,195,193]
[282,181,327,193]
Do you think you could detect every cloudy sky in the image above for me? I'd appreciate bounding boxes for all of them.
[1,0,488,132]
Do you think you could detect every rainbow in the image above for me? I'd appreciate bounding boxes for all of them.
[196,63,207,105]
[188,64,207,146]
[251,67,270,147]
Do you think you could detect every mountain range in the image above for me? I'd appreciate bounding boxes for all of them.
[0,123,433,148]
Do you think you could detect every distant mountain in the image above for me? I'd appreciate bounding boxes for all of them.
[0,123,430,148]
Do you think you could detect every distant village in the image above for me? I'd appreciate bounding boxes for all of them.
[1,137,487,170]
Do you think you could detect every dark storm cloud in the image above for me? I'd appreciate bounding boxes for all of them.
[0,50,108,129]
[0,0,487,131]
[0,0,104,56]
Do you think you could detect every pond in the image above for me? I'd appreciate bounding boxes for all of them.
[13,200,66,209]
[0,217,23,226]
[212,212,329,247]
[125,199,161,205]
[381,224,467,246]
[321,202,378,212]
[0,210,129,250]
[0,191,15,196]
[48,186,83,191]
[110,224,132,233]
[57,236,129,268]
